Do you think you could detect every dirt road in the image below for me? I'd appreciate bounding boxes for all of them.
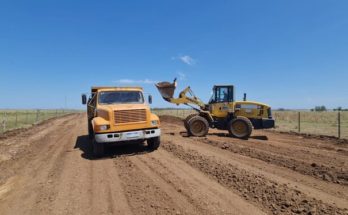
[0,114,347,215]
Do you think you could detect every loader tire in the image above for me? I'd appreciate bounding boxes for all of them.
[188,116,209,137]
[228,116,253,139]
[184,114,198,133]
[93,139,105,158]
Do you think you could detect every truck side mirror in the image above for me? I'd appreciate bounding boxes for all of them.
[82,94,87,105]
[148,95,152,104]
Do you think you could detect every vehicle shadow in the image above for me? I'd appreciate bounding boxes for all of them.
[74,135,152,160]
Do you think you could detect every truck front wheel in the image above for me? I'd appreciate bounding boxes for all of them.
[88,121,94,139]
[93,139,105,157]
[147,136,160,150]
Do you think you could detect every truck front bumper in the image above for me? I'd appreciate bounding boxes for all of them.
[95,128,160,143]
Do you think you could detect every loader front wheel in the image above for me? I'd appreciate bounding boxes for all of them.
[184,114,198,133]
[228,116,253,139]
[188,116,209,137]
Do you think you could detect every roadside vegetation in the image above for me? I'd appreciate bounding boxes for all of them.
[152,108,348,139]
[0,109,82,133]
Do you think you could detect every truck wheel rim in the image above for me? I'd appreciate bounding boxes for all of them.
[232,121,247,135]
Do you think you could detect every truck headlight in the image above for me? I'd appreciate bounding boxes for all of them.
[151,120,158,126]
[99,125,110,131]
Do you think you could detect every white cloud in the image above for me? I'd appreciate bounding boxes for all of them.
[114,79,158,84]
[172,55,196,65]
[177,71,186,80]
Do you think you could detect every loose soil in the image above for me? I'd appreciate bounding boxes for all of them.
[0,114,347,214]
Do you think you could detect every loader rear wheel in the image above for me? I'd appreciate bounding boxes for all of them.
[228,116,253,139]
[184,114,198,133]
[188,116,209,137]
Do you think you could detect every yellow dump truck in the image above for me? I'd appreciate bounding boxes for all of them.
[82,86,161,156]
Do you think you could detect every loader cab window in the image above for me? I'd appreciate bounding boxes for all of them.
[209,86,234,103]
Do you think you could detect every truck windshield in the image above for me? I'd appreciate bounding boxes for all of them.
[98,91,144,104]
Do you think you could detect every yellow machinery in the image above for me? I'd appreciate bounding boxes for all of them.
[156,79,274,139]
[82,86,161,156]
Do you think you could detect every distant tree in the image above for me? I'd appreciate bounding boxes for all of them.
[277,108,286,111]
[333,107,342,111]
[313,106,327,112]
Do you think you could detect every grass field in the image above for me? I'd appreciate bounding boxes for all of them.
[2,108,347,139]
[0,109,82,133]
[152,109,348,139]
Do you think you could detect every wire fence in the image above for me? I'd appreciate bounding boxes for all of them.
[0,109,81,134]
[152,109,348,139]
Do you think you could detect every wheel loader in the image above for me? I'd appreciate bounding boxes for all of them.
[155,79,275,139]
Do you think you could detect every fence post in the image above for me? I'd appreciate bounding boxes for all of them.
[3,112,7,132]
[1,113,3,133]
[298,112,301,133]
[26,111,29,124]
[338,111,341,139]
[15,111,18,127]
[36,110,39,123]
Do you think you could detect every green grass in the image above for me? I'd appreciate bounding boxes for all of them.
[0,109,82,133]
[152,109,348,139]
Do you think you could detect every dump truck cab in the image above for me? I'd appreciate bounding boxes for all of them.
[82,86,160,156]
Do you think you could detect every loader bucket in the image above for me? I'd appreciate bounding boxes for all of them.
[155,81,177,100]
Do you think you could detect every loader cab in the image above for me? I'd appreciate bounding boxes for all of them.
[209,85,234,104]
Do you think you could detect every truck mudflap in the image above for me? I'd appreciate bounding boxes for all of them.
[94,128,160,143]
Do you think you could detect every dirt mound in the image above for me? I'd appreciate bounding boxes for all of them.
[159,115,183,126]
[268,130,348,145]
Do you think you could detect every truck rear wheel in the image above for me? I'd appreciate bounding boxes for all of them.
[93,139,104,157]
[184,114,198,133]
[147,136,160,150]
[227,116,253,139]
[188,116,209,137]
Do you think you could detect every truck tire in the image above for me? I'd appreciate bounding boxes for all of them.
[147,136,160,150]
[88,121,94,139]
[184,114,198,133]
[188,115,209,137]
[93,139,104,157]
[227,116,253,139]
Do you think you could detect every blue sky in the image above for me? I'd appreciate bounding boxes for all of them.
[0,0,347,109]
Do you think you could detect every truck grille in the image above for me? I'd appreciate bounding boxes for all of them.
[114,109,147,124]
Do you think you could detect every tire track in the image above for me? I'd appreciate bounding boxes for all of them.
[161,141,348,215]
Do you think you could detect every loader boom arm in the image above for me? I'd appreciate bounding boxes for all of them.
[167,86,206,110]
